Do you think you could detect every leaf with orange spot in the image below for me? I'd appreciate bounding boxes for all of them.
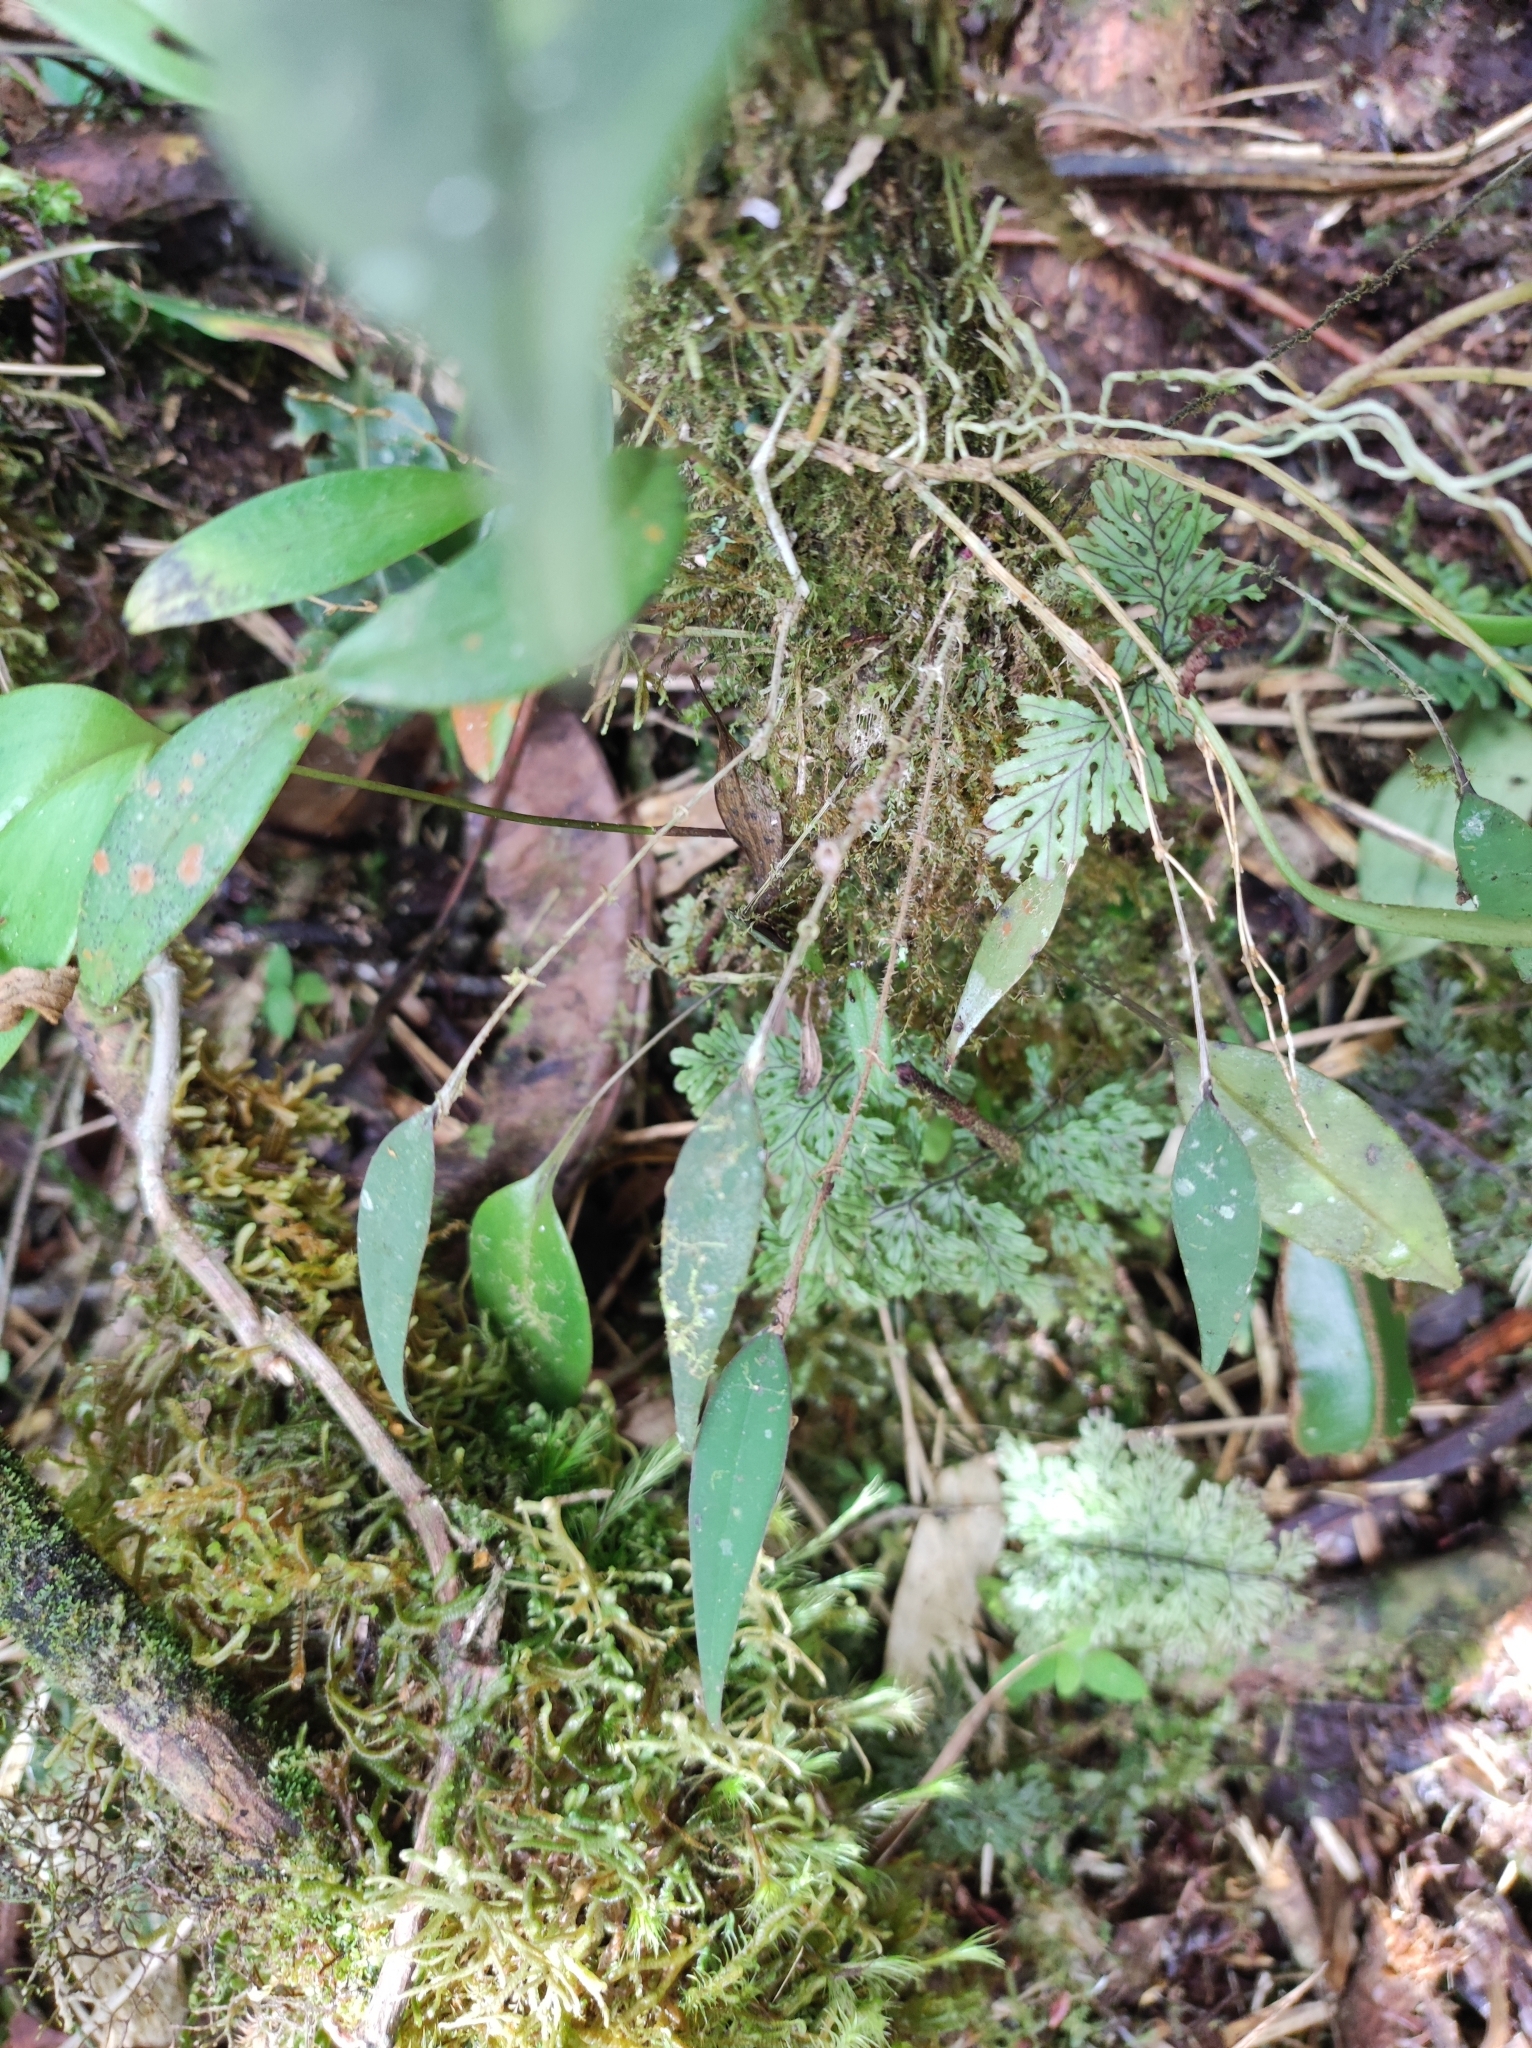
[0,684,160,1071]
[78,673,342,1004]
[452,700,516,780]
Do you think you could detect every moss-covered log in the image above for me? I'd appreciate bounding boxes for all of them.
[0,1438,291,1852]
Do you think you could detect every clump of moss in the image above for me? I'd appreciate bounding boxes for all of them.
[7,1022,994,2048]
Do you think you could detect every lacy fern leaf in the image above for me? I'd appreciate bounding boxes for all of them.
[996,1417,1312,1671]
[1074,462,1260,666]
[983,695,1160,881]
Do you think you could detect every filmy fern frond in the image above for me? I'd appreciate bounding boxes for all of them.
[996,1417,1312,1672]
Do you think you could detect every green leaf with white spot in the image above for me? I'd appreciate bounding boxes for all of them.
[1280,1242,1413,1457]
[689,1330,791,1727]
[357,1109,436,1426]
[1456,786,1532,921]
[321,450,686,709]
[1173,1044,1459,1293]
[125,468,491,631]
[470,1171,591,1412]
[945,869,1068,1066]
[1171,1091,1261,1373]
[660,1074,766,1452]
[77,673,341,1004]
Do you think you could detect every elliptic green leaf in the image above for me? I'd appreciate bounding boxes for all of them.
[125,469,490,632]
[469,1172,592,1412]
[1001,1648,1059,1703]
[26,0,215,104]
[660,1074,767,1452]
[945,869,1068,1066]
[1456,787,1532,918]
[321,450,687,709]
[1280,1243,1412,1457]
[124,287,345,379]
[357,1110,436,1425]
[1171,1092,1261,1373]
[1173,1045,1460,1293]
[0,684,159,836]
[1080,1648,1149,1702]
[204,0,751,668]
[689,1330,791,1727]
[78,674,341,1005]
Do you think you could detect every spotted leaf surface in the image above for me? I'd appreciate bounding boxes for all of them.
[1171,1092,1261,1373]
[660,1075,766,1451]
[1173,1045,1459,1293]
[689,1330,791,1727]
[358,1109,436,1426]
[78,674,341,1004]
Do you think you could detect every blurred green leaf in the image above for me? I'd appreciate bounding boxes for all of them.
[204,0,754,684]
[27,0,215,104]
[292,970,331,1008]
[689,1330,791,1727]
[1280,1242,1412,1457]
[469,1171,592,1411]
[0,684,159,836]
[321,449,686,708]
[78,674,341,1004]
[125,469,489,631]
[945,869,1068,1066]
[1455,612,1532,648]
[1174,1045,1460,1293]
[1171,1092,1261,1373]
[358,1110,436,1425]
[125,286,345,378]
[1079,1649,1148,1702]
[661,1074,766,1452]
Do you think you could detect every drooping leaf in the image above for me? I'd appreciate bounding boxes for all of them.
[357,1110,436,1425]
[1456,786,1532,920]
[1355,705,1532,967]
[945,869,1068,1065]
[1280,1242,1413,1457]
[78,674,341,1004]
[0,684,159,835]
[1173,1045,1460,1293]
[204,0,752,679]
[1079,1648,1149,1702]
[689,1330,791,1727]
[124,286,345,378]
[321,450,687,709]
[469,1171,592,1411]
[660,1074,767,1452]
[26,0,215,104]
[124,469,489,632]
[1170,1091,1261,1373]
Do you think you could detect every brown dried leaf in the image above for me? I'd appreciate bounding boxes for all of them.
[1336,1901,1464,2048]
[883,1456,1005,1686]
[433,699,645,1208]
[0,964,78,1030]
[711,718,783,904]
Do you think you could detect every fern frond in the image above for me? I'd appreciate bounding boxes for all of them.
[996,1417,1311,1671]
[1074,463,1260,665]
[983,694,1163,880]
